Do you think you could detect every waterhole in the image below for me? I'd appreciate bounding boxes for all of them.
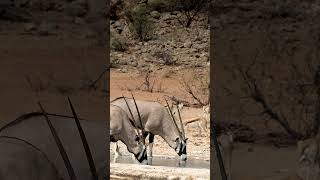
[110,155,210,169]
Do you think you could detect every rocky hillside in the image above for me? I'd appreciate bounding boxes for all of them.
[110,0,210,71]
[0,0,107,44]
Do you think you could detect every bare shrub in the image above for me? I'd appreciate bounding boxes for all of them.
[135,70,166,93]
[139,70,156,92]
[174,0,209,28]
[180,74,209,106]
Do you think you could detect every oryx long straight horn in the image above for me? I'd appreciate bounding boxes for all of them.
[122,95,143,140]
[176,103,185,140]
[163,96,182,139]
[67,97,98,180]
[130,93,146,144]
[38,102,77,180]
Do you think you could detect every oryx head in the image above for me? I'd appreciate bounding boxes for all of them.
[164,96,188,161]
[175,135,188,161]
[123,94,148,164]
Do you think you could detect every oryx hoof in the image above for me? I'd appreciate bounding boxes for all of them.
[178,160,187,167]
[141,159,148,165]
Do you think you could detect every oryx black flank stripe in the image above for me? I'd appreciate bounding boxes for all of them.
[0,112,88,132]
[0,135,60,176]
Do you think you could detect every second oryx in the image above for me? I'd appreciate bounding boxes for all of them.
[110,104,147,164]
[111,95,188,164]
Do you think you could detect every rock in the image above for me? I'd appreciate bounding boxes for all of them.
[113,21,123,33]
[195,54,200,58]
[120,68,127,73]
[113,21,122,28]
[184,40,192,48]
[200,53,207,58]
[150,10,161,19]
[170,11,179,15]
[162,13,175,21]
[193,43,208,51]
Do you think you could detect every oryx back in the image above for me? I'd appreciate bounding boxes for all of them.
[0,113,106,180]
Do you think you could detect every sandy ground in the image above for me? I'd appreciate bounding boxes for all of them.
[0,28,106,128]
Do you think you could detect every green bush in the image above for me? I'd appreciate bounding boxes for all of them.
[111,34,128,52]
[126,5,154,42]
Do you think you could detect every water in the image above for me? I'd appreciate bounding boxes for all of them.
[110,155,210,169]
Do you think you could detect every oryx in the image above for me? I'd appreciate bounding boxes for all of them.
[110,104,147,163]
[111,95,188,164]
[0,108,107,180]
[0,136,63,180]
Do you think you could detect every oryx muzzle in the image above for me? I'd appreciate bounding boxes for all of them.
[136,145,147,163]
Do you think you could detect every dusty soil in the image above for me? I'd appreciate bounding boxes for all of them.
[0,19,106,127]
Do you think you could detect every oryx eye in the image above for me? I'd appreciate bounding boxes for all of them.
[175,137,179,142]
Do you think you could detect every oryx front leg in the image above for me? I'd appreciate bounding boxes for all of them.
[147,133,155,165]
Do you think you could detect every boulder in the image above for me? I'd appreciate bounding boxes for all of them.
[183,40,192,48]
[150,10,161,19]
